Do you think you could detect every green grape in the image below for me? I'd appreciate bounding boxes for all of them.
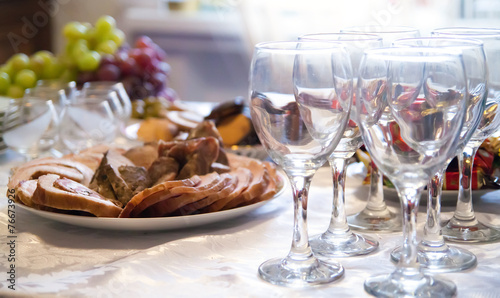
[59,68,78,82]
[77,51,101,71]
[96,40,117,55]
[6,84,24,98]
[108,29,125,46]
[95,15,116,36]
[29,55,45,77]
[32,50,54,65]
[9,53,30,72]
[0,72,11,94]
[71,39,90,60]
[63,21,88,40]
[15,69,37,88]
[42,60,64,79]
[0,64,15,78]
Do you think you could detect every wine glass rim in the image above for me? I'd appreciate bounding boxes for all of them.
[255,40,347,52]
[299,32,383,42]
[432,27,500,37]
[364,46,463,61]
[341,25,419,34]
[82,81,122,89]
[393,36,484,48]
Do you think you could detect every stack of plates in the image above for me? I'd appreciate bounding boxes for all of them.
[0,98,20,154]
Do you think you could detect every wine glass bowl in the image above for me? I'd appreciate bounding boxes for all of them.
[59,99,117,153]
[2,98,59,160]
[357,46,468,297]
[250,41,353,287]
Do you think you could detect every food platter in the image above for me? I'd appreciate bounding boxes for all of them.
[16,175,285,231]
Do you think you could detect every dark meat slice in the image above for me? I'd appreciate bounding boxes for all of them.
[148,156,179,185]
[167,137,220,179]
[89,150,150,205]
[124,144,159,168]
[187,120,229,166]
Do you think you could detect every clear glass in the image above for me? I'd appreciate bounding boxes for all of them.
[339,26,420,232]
[299,33,380,257]
[59,99,116,153]
[358,47,467,297]
[389,37,486,272]
[81,81,132,121]
[36,79,77,101]
[2,98,59,160]
[432,28,500,242]
[24,87,68,116]
[250,41,353,287]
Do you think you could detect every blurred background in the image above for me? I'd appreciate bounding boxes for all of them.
[1,0,499,102]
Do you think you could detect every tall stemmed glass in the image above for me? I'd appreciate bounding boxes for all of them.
[299,33,380,257]
[340,26,420,232]
[358,47,468,297]
[250,41,353,286]
[432,28,500,242]
[390,37,487,272]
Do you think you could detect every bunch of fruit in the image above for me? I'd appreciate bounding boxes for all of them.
[80,35,174,101]
[0,51,65,98]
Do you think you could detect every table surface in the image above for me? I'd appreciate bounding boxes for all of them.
[1,148,500,298]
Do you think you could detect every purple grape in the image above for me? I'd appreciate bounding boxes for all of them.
[97,64,121,81]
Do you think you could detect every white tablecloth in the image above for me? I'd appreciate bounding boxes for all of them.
[1,150,500,297]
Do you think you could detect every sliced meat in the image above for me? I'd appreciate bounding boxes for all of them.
[245,161,283,206]
[9,159,94,190]
[14,180,38,207]
[221,153,270,210]
[32,174,122,217]
[157,137,221,180]
[148,156,179,185]
[187,120,229,166]
[124,144,159,168]
[139,172,226,217]
[210,162,231,174]
[177,173,236,215]
[201,167,252,213]
[89,150,149,205]
[119,175,202,218]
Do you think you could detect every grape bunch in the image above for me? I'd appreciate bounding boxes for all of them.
[80,35,175,101]
[0,51,64,98]
[62,15,125,76]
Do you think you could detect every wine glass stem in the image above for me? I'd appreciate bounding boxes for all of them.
[327,156,350,234]
[397,187,423,274]
[366,163,387,211]
[423,171,446,247]
[455,144,479,220]
[287,173,315,260]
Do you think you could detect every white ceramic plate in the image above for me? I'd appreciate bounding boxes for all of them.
[17,195,282,231]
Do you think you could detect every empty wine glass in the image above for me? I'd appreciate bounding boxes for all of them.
[340,26,420,232]
[2,98,59,160]
[36,79,77,101]
[81,81,132,121]
[358,47,468,297]
[389,36,487,272]
[432,27,500,242]
[299,33,380,257]
[59,99,116,153]
[24,87,68,115]
[250,41,353,286]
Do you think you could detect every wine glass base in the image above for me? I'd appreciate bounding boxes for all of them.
[310,231,379,257]
[364,272,456,298]
[390,245,477,273]
[442,218,500,243]
[258,257,344,287]
[347,208,401,232]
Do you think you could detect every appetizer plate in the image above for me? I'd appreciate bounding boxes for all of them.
[16,173,286,231]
